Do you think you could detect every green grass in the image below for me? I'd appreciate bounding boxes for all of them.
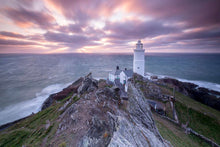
[138,80,220,145]
[175,102,189,124]
[188,107,220,144]
[58,142,67,147]
[160,86,220,145]
[58,92,74,102]
[174,96,220,145]
[159,84,220,121]
[153,113,211,147]
[0,93,80,147]
[0,129,31,147]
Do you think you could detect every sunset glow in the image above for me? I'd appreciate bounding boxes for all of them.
[0,0,219,53]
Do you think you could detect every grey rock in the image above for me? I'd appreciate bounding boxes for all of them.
[41,73,172,146]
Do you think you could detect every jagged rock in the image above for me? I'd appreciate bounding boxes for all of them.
[41,77,83,110]
[158,78,220,111]
[4,73,171,146]
[78,115,115,147]
[131,73,144,82]
[78,73,98,95]
[92,79,98,88]
[158,78,197,96]
[50,74,171,146]
[41,94,55,110]
[108,82,170,147]
[78,77,92,94]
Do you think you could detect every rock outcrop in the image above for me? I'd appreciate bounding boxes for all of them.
[0,73,171,147]
[41,77,83,110]
[2,73,220,147]
[158,78,220,111]
[47,73,171,146]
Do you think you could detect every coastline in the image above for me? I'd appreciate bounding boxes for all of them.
[0,74,219,129]
[145,72,220,92]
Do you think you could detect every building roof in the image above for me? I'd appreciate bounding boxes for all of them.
[110,69,122,75]
[115,69,122,75]
[110,67,133,77]
[123,69,133,77]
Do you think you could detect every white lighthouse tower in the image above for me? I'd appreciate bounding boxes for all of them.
[133,40,145,76]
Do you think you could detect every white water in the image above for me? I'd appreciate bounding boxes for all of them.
[145,72,220,92]
[0,83,70,126]
[0,73,219,126]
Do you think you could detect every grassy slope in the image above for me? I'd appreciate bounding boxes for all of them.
[1,78,219,146]
[137,80,220,146]
[159,84,220,121]
[172,90,220,144]
[153,113,211,147]
[160,85,220,145]
[0,94,79,147]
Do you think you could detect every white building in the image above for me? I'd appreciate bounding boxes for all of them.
[119,69,133,92]
[133,40,145,76]
[108,40,145,92]
[108,66,133,92]
[109,66,121,82]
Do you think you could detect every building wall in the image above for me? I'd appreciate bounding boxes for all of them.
[133,49,145,76]
[115,75,120,79]
[125,82,128,92]
[109,73,115,82]
[120,72,126,84]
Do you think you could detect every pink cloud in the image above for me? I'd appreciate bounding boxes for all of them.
[0,0,219,53]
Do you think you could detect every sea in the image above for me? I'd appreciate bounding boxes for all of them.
[0,53,220,125]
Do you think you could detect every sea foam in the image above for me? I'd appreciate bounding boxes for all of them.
[145,72,220,92]
[1,73,220,126]
[0,83,70,126]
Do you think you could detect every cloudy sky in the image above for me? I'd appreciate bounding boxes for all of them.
[0,0,219,53]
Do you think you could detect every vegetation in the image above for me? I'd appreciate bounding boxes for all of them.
[1,76,219,147]
[153,113,211,147]
[138,80,220,146]
[0,93,80,147]
[175,101,220,144]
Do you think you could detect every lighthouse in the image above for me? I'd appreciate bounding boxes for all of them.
[133,40,145,76]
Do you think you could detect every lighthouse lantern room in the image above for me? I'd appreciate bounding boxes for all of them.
[133,40,145,76]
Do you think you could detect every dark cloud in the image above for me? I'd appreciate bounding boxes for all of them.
[128,0,220,28]
[3,7,55,29]
[0,31,26,38]
[105,20,179,40]
[46,0,122,25]
[162,28,220,47]
[17,0,35,8]
[44,31,99,49]
[0,31,46,42]
[0,0,220,53]
[176,28,220,41]
[0,38,38,45]
[44,31,88,43]
[145,27,220,50]
[58,24,83,33]
[47,0,220,29]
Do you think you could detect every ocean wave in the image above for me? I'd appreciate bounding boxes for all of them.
[176,78,220,92]
[0,83,70,126]
[145,72,220,92]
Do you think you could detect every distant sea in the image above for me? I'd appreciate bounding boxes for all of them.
[0,53,220,125]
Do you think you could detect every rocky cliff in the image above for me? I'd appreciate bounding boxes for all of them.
[158,78,220,111]
[0,73,171,147]
[48,73,171,146]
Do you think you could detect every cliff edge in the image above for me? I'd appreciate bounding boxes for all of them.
[0,73,171,147]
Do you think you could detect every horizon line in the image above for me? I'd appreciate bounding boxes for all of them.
[1,52,220,55]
